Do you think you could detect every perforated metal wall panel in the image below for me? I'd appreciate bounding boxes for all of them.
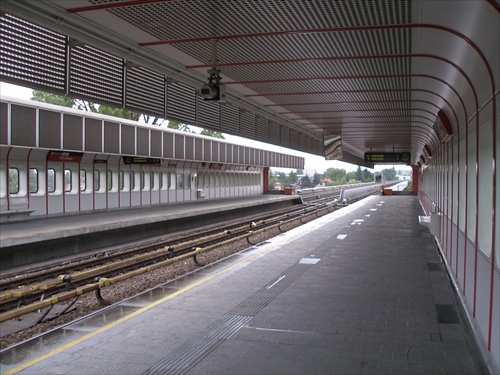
[195,138,203,161]
[0,14,66,92]
[243,147,250,165]
[255,117,268,143]
[240,111,255,139]
[289,130,298,150]
[226,144,233,164]
[120,124,135,155]
[126,66,165,117]
[174,134,184,159]
[211,141,219,162]
[167,82,196,124]
[248,148,254,165]
[185,136,194,160]
[150,130,162,157]
[219,143,226,163]
[203,139,211,161]
[281,126,290,148]
[197,99,220,131]
[62,114,82,151]
[221,104,240,135]
[233,145,239,164]
[104,121,119,154]
[38,109,61,149]
[136,127,149,156]
[268,122,280,145]
[84,118,102,153]
[163,132,174,158]
[69,45,123,106]
[0,102,7,145]
[11,105,36,147]
[298,133,306,152]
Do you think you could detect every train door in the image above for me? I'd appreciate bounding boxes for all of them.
[191,169,199,201]
[26,149,48,215]
[129,164,141,206]
[63,161,80,213]
[150,165,161,205]
[107,156,120,209]
[46,160,64,215]
[93,156,108,210]
[119,161,131,208]
[3,147,30,213]
[80,155,94,212]
[209,171,215,199]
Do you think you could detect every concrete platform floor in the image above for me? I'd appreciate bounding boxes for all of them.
[0,195,487,374]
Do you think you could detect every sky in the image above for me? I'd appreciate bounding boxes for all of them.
[0,82,408,174]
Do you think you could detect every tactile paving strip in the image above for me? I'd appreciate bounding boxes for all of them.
[143,260,319,374]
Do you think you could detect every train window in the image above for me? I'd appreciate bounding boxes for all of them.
[8,168,19,194]
[94,170,100,191]
[151,172,155,190]
[80,170,87,191]
[184,173,190,189]
[131,171,135,190]
[193,173,198,188]
[204,172,209,188]
[159,172,163,189]
[65,169,72,192]
[119,170,124,190]
[177,173,184,189]
[29,168,38,193]
[48,168,56,193]
[107,170,112,191]
[141,171,145,190]
[215,172,220,187]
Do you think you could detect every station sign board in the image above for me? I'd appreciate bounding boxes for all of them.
[364,152,411,164]
[48,151,83,162]
[123,157,161,165]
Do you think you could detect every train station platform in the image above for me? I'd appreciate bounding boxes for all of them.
[0,194,299,273]
[0,195,487,374]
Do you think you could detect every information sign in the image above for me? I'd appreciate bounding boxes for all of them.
[364,152,410,163]
[123,157,161,165]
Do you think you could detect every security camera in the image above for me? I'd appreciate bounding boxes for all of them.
[199,84,219,100]
[198,83,226,102]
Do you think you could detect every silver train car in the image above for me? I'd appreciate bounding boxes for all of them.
[0,96,304,219]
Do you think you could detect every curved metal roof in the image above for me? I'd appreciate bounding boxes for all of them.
[1,0,498,168]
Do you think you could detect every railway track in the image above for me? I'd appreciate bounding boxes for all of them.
[0,189,374,347]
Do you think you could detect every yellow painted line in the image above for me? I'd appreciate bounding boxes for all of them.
[4,229,306,375]
[5,201,367,375]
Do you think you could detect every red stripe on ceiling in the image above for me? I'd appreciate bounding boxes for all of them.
[68,0,174,13]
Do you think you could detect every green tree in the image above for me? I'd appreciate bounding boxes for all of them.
[362,168,373,182]
[200,129,225,139]
[301,175,311,188]
[31,90,142,120]
[324,168,346,185]
[31,91,73,107]
[382,167,397,181]
[98,105,140,121]
[167,121,195,133]
[312,172,321,187]
[287,171,298,185]
[268,169,278,190]
[355,166,363,182]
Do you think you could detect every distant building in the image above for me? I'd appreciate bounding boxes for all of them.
[320,178,333,186]
[273,182,284,190]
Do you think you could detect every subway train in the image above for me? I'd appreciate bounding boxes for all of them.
[0,96,303,219]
